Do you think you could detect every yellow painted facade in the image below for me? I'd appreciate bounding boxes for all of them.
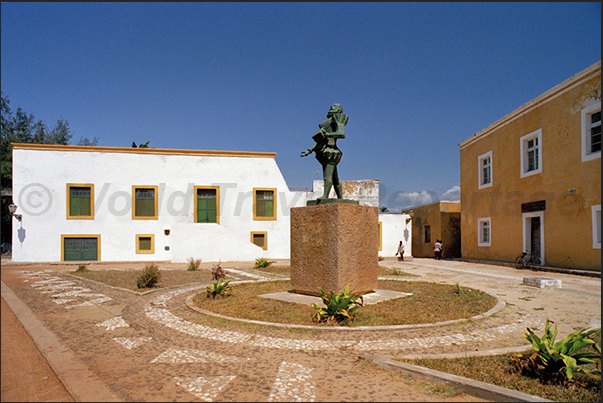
[403,201,461,258]
[459,61,601,271]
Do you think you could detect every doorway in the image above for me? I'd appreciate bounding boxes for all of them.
[522,212,544,263]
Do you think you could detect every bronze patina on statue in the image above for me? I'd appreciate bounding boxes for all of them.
[301,103,358,205]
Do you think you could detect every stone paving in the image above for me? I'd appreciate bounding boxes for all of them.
[1,258,600,402]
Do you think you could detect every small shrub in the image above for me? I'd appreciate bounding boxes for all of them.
[211,261,227,280]
[312,283,364,323]
[255,257,275,268]
[454,282,467,296]
[392,267,402,276]
[510,319,601,384]
[136,263,162,289]
[378,255,384,261]
[187,257,202,271]
[206,278,232,298]
[75,264,88,272]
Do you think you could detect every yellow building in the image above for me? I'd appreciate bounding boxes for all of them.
[459,61,601,272]
[403,201,461,259]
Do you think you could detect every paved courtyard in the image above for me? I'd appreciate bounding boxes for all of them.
[1,258,600,402]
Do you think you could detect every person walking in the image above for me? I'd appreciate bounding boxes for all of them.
[434,239,442,260]
[395,241,404,261]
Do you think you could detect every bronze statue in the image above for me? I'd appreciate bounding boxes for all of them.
[301,103,349,200]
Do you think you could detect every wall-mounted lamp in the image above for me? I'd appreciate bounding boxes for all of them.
[8,203,22,222]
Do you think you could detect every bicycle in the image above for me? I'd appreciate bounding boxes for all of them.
[514,251,542,270]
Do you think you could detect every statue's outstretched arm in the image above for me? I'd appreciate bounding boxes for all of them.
[301,142,317,157]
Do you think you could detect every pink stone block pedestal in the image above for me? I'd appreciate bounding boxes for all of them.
[290,202,379,296]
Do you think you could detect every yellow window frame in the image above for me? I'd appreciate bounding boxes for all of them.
[194,186,220,224]
[136,234,155,254]
[132,185,159,220]
[66,183,95,219]
[250,231,268,250]
[378,221,382,251]
[253,188,277,220]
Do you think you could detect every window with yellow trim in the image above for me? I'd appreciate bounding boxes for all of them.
[66,184,94,219]
[136,234,155,254]
[253,188,276,220]
[132,186,158,219]
[195,186,219,224]
[378,221,382,251]
[250,231,267,250]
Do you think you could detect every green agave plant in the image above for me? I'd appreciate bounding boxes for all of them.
[206,279,232,299]
[255,257,275,268]
[511,319,601,384]
[311,283,364,323]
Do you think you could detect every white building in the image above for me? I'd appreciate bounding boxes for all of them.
[10,143,410,263]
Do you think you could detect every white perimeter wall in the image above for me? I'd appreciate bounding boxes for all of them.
[379,213,412,258]
[12,148,307,263]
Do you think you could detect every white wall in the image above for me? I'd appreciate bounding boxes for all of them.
[379,213,412,257]
[12,147,307,263]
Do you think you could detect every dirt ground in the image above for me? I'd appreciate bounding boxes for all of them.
[1,296,73,402]
[1,257,600,402]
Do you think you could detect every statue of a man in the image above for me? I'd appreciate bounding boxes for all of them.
[301,103,349,200]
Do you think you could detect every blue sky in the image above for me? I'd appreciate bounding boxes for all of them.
[2,2,601,211]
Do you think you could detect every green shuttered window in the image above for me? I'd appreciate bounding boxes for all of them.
[63,236,99,261]
[67,184,94,219]
[197,188,217,223]
[133,186,158,219]
[254,189,275,219]
[70,187,91,216]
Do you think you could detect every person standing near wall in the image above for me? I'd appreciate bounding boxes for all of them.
[434,239,442,260]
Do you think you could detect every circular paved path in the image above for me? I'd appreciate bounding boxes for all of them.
[2,258,600,402]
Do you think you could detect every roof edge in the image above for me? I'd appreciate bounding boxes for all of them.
[401,199,461,212]
[10,143,277,158]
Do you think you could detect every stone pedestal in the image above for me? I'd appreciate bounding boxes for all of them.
[290,202,379,296]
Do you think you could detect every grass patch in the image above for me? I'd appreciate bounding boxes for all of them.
[400,347,601,402]
[255,265,419,278]
[377,265,419,277]
[191,279,497,327]
[71,268,215,292]
[416,380,465,398]
[252,264,292,277]
[253,264,419,279]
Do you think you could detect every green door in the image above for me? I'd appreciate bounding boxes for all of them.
[64,237,98,261]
